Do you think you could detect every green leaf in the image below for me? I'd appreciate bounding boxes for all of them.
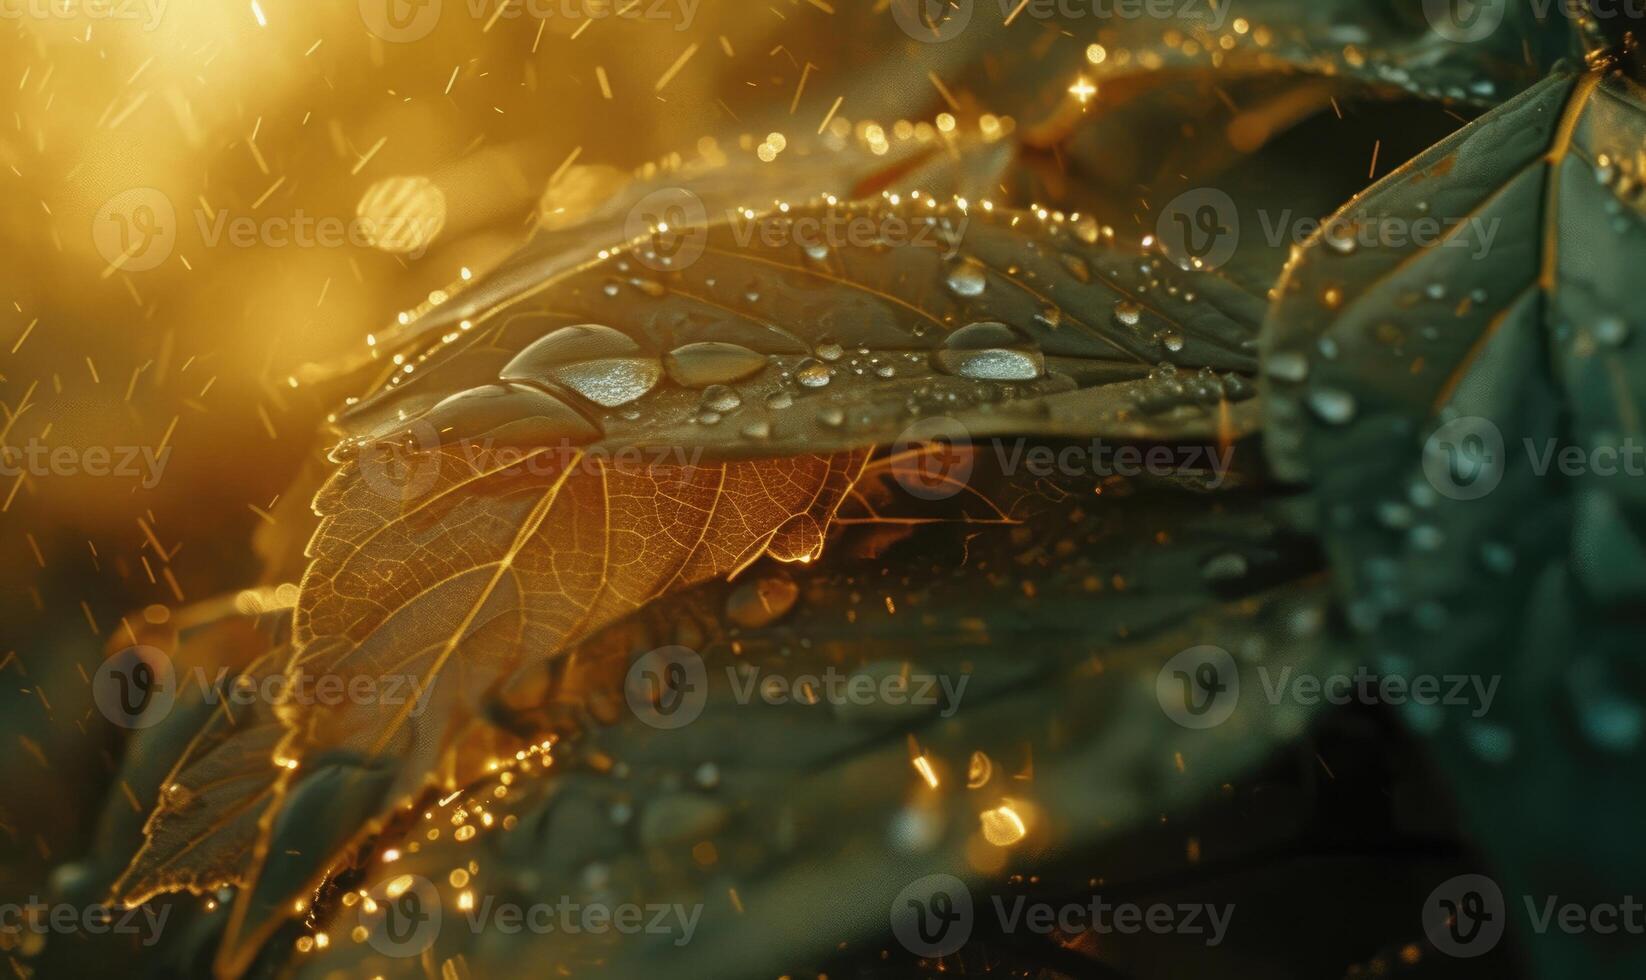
[265,460,1340,978]
[975,0,1576,139]
[311,125,1020,388]
[336,198,1265,455]
[202,197,1268,972]
[1261,66,1646,978]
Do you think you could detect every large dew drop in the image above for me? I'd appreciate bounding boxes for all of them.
[553,358,663,408]
[501,323,640,380]
[933,321,1045,381]
[1306,387,1358,425]
[408,383,600,446]
[700,384,742,413]
[663,341,769,387]
[944,258,988,298]
[795,358,832,388]
[500,323,661,408]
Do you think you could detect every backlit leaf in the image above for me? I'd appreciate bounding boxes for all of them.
[202,197,1266,970]
[279,457,1340,978]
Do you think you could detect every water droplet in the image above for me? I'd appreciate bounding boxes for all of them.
[933,321,1045,381]
[500,324,640,382]
[766,390,794,409]
[1061,253,1091,283]
[1072,215,1101,245]
[1463,721,1515,764]
[1323,222,1358,255]
[741,420,772,440]
[1267,351,1310,383]
[804,242,830,262]
[1111,299,1143,328]
[796,358,832,388]
[555,358,663,408]
[664,342,768,387]
[1158,327,1185,352]
[1594,317,1631,348]
[725,573,796,629]
[700,384,742,413]
[1306,387,1357,425]
[1201,552,1249,583]
[944,258,988,297]
[1480,541,1516,574]
[1372,322,1406,347]
[815,340,845,362]
[817,406,846,427]
[1409,524,1444,551]
[414,383,600,445]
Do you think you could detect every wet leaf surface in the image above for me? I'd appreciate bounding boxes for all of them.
[280,459,1343,979]
[1262,65,1646,978]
